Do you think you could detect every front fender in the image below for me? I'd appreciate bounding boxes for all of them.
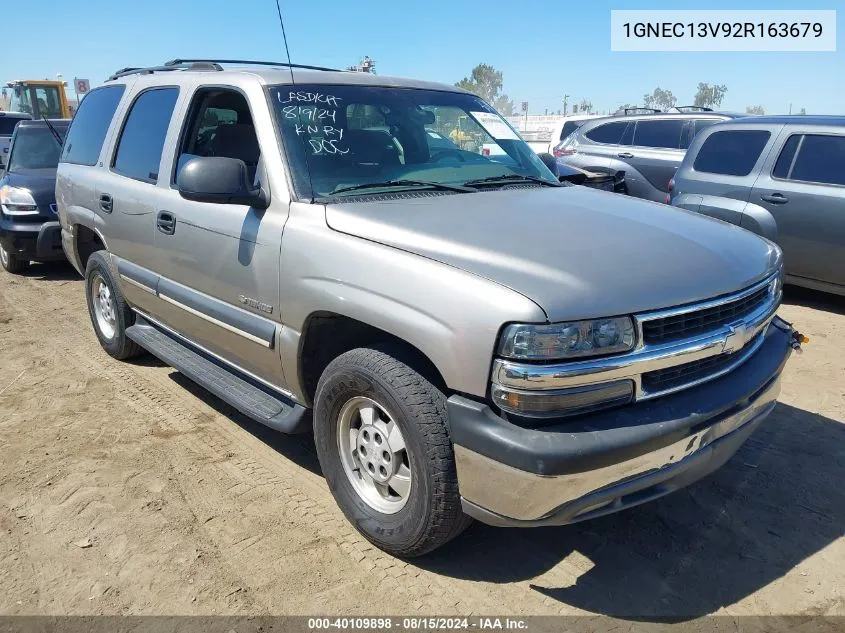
[739,202,779,243]
[278,205,547,403]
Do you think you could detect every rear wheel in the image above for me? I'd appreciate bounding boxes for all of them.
[0,243,30,274]
[314,346,471,557]
[84,251,143,360]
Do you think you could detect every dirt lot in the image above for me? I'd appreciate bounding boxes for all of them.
[0,263,843,618]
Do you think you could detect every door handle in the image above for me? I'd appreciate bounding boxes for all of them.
[761,193,789,204]
[617,152,634,159]
[99,193,113,213]
[156,210,176,235]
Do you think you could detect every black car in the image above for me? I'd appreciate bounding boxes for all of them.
[0,119,69,273]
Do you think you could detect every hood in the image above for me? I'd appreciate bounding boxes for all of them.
[4,168,58,206]
[325,187,780,322]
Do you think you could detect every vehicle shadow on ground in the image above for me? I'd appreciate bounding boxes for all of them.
[15,261,79,282]
[417,402,845,619]
[168,372,322,476]
[784,285,845,316]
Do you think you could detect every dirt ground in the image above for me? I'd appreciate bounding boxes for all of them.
[0,262,843,618]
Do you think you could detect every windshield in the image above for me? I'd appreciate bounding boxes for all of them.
[7,124,67,171]
[270,84,558,199]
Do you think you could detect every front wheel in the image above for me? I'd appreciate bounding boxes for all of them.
[0,243,29,274]
[314,346,471,557]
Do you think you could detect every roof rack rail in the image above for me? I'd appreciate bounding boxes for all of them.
[619,107,662,115]
[164,58,341,72]
[669,105,714,112]
[107,61,222,82]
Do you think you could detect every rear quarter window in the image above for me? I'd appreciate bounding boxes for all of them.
[61,85,126,166]
[693,129,771,176]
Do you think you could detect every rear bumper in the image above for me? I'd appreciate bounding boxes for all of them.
[448,318,793,526]
[0,217,65,261]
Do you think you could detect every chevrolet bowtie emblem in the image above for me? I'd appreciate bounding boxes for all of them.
[722,322,747,354]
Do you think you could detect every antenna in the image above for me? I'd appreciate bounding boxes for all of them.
[275,0,294,71]
[272,0,316,201]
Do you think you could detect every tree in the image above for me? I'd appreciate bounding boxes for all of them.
[643,87,676,111]
[746,105,765,115]
[799,107,807,115]
[456,63,513,114]
[693,83,728,108]
[493,94,515,116]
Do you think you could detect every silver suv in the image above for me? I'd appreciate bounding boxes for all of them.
[671,116,845,296]
[56,59,798,557]
[555,111,740,202]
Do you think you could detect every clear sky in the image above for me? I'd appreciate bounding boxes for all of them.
[2,0,841,115]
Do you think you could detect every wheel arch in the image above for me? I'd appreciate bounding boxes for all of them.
[296,310,449,408]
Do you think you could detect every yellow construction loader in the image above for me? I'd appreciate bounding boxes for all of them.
[5,80,72,118]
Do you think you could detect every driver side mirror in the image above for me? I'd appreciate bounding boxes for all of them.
[177,156,269,209]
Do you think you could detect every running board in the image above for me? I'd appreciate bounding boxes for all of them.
[126,321,311,434]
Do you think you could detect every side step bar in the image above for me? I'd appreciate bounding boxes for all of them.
[126,320,311,434]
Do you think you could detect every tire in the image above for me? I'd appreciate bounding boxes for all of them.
[314,345,471,558]
[0,243,30,274]
[84,251,143,360]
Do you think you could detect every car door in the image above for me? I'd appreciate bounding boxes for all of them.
[98,84,182,316]
[623,118,687,202]
[675,125,779,226]
[750,128,845,287]
[575,119,633,172]
[150,84,287,387]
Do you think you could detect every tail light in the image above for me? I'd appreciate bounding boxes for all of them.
[552,141,578,158]
[664,177,675,204]
[482,148,490,156]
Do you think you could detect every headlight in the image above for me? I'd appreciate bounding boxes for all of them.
[498,317,636,360]
[0,185,38,216]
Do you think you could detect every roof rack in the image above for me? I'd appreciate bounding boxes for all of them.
[107,59,340,82]
[669,105,714,113]
[107,61,222,81]
[165,58,340,72]
[619,107,662,115]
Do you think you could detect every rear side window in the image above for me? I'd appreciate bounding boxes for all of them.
[774,134,845,186]
[585,121,629,144]
[559,120,581,141]
[61,85,125,166]
[113,88,179,183]
[633,120,685,149]
[693,130,771,176]
[772,135,801,179]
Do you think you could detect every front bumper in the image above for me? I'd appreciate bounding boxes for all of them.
[0,215,65,261]
[448,318,793,526]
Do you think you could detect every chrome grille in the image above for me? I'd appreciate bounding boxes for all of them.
[642,333,763,393]
[642,285,771,345]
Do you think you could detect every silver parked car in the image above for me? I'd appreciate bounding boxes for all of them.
[554,111,741,202]
[56,59,798,557]
[671,116,845,296]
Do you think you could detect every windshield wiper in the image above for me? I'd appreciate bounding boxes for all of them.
[329,179,475,196]
[462,174,560,188]
[41,115,64,149]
